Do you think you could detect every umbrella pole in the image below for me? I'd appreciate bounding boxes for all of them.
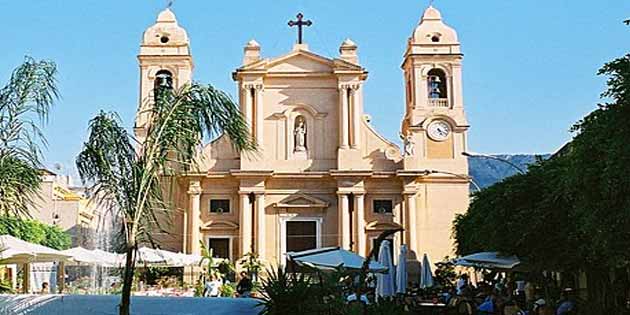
[22,263,30,294]
[57,262,65,293]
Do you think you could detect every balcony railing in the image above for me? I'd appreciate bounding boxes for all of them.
[428,98,449,108]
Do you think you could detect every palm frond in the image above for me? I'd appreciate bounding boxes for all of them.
[0,57,58,217]
[0,57,58,166]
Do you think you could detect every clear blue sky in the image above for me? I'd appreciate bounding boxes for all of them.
[0,0,628,177]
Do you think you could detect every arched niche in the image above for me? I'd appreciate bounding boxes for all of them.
[273,104,327,160]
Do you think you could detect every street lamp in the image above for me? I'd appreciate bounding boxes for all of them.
[427,169,482,193]
[462,151,526,174]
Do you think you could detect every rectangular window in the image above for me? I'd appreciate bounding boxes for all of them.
[210,199,230,213]
[373,200,393,214]
[208,238,230,259]
[286,221,317,253]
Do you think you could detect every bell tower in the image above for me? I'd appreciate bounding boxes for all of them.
[134,8,193,143]
[401,6,468,173]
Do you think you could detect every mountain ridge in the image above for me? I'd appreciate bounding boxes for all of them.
[468,154,550,189]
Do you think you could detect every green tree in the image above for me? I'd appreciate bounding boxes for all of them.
[0,215,70,250]
[76,83,254,315]
[453,54,630,314]
[0,57,58,217]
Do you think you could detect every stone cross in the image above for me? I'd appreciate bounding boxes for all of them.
[288,13,312,44]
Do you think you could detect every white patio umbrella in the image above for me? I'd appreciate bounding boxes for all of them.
[0,235,72,293]
[395,245,408,294]
[287,247,388,272]
[155,249,203,267]
[376,240,395,299]
[93,249,124,267]
[420,253,434,288]
[136,247,167,265]
[0,235,72,264]
[61,247,103,265]
[176,252,203,266]
[451,252,521,270]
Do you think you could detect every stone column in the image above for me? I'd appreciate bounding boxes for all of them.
[354,194,366,256]
[404,192,418,254]
[339,86,349,148]
[240,193,253,255]
[182,208,188,253]
[350,85,361,149]
[254,85,264,146]
[188,181,202,255]
[338,194,351,249]
[255,193,266,260]
[244,84,253,134]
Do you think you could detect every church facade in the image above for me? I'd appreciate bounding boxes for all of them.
[134,6,470,275]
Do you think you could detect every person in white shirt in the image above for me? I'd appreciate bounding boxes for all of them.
[203,275,222,297]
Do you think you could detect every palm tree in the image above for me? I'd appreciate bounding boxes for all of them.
[0,57,58,217]
[76,83,254,315]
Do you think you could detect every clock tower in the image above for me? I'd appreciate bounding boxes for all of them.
[401,6,469,174]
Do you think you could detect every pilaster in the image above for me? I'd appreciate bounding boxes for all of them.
[353,193,366,256]
[188,181,202,255]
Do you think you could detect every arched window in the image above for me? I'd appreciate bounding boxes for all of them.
[427,69,447,99]
[154,70,173,91]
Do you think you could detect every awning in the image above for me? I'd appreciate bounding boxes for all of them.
[452,252,521,270]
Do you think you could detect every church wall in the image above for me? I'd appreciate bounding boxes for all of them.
[150,180,188,253]
[415,181,469,263]
[360,120,402,171]
[253,76,339,171]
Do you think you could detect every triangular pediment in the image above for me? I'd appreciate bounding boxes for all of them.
[273,193,330,208]
[200,220,239,231]
[239,49,363,73]
[365,220,403,231]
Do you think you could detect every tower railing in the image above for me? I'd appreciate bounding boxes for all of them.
[427,98,449,108]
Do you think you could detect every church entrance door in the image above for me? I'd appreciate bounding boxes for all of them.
[286,221,317,252]
[279,215,322,260]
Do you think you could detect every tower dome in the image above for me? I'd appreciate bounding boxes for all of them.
[410,6,459,46]
[140,8,190,55]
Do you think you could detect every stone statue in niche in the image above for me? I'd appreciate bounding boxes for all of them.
[400,132,415,156]
[294,116,307,152]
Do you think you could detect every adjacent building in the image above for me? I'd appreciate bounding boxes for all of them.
[28,170,98,247]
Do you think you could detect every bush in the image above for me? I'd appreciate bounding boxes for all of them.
[219,282,236,297]
[258,266,413,315]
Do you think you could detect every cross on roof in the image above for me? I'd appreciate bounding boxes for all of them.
[288,13,312,44]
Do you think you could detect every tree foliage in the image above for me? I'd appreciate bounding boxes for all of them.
[0,215,71,250]
[453,54,630,313]
[76,83,254,315]
[0,57,58,217]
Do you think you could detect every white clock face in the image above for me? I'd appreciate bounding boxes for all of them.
[427,120,451,141]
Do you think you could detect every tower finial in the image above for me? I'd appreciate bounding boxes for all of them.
[167,0,174,9]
